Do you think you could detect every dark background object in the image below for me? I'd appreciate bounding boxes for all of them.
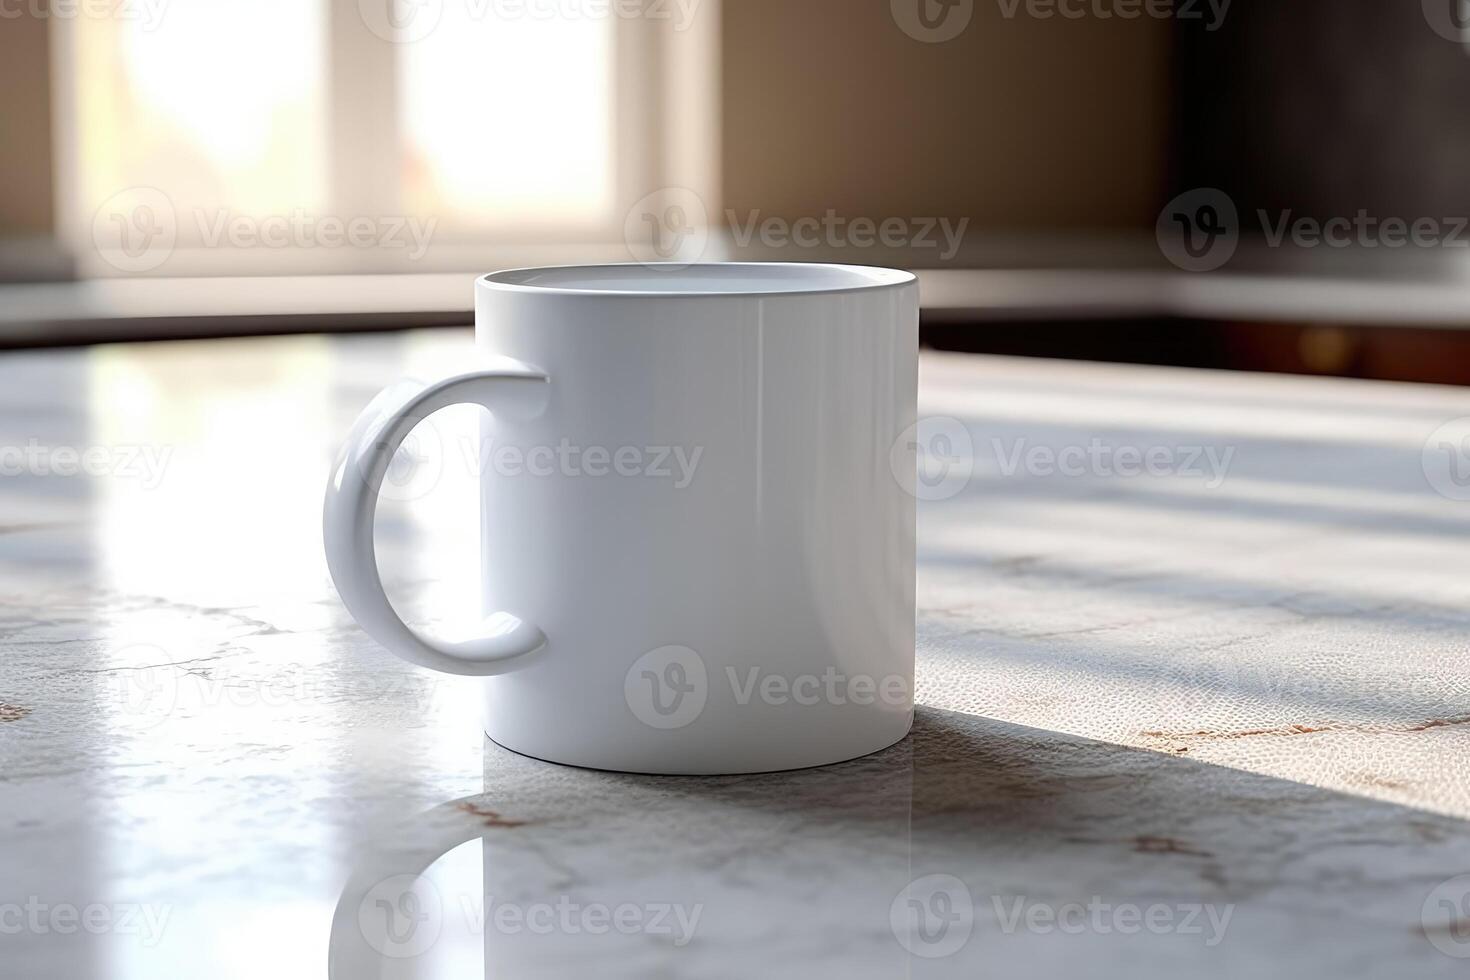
[1172,0,1470,227]
[923,318,1470,385]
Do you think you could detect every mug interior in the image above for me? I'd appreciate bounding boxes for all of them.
[482,263,915,297]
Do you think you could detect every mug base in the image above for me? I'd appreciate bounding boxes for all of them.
[483,714,914,776]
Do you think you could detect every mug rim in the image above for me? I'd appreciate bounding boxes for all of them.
[479,262,917,299]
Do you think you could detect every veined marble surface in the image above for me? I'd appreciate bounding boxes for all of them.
[2,330,1470,978]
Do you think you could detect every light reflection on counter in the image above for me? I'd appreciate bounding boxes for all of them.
[81,333,492,980]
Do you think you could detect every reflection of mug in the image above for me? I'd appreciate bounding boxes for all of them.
[324,263,918,774]
[329,734,915,977]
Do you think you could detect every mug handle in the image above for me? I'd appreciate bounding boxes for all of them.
[323,364,550,676]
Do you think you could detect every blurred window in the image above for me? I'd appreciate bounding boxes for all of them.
[400,5,613,231]
[61,0,621,274]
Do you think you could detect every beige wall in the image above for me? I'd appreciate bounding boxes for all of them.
[0,15,55,235]
[721,0,1171,231]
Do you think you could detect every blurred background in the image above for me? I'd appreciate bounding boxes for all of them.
[6,0,1470,381]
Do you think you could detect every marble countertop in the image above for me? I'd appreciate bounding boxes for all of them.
[3,329,1470,978]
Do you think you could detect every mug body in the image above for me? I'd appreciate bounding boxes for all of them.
[474,263,918,774]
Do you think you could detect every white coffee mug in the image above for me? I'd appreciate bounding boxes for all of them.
[324,262,918,774]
